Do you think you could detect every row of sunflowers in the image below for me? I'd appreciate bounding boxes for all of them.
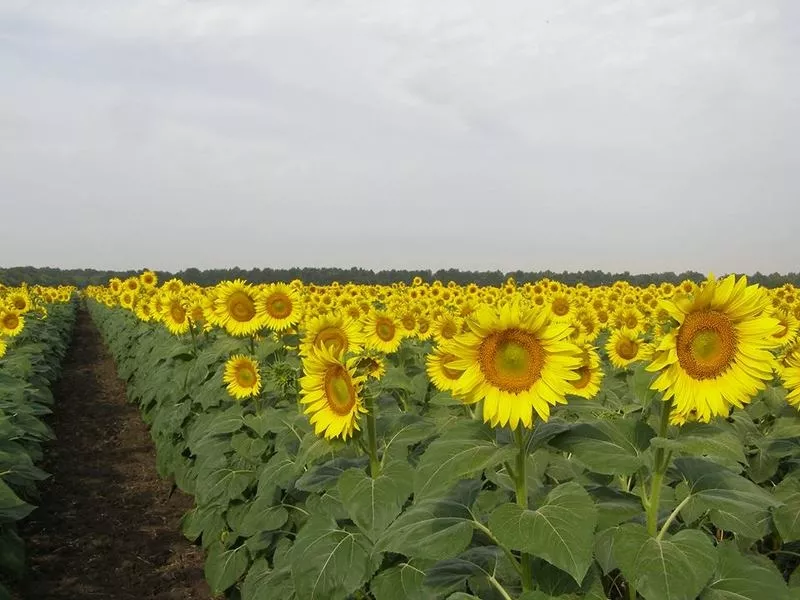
[0,284,76,595]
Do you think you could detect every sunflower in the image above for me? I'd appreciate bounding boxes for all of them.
[363,309,404,353]
[613,307,646,335]
[548,292,575,322]
[214,280,265,336]
[140,270,158,289]
[568,344,603,399]
[257,283,303,332]
[647,274,782,422]
[300,312,364,357]
[431,313,463,345]
[606,329,652,369]
[6,292,31,314]
[446,301,582,428]
[119,291,136,310]
[781,346,800,407]
[0,337,7,359]
[770,307,799,348]
[223,355,262,400]
[426,346,465,392]
[123,277,140,293]
[355,350,387,380]
[299,346,367,440]
[0,309,25,337]
[161,293,191,335]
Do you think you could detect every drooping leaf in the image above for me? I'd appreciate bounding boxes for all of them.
[414,424,515,500]
[674,457,780,538]
[338,461,413,541]
[699,541,791,600]
[376,498,475,561]
[489,482,597,584]
[549,418,654,475]
[205,542,250,594]
[613,523,716,600]
[291,514,375,600]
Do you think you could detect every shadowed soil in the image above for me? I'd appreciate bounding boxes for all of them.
[19,309,211,600]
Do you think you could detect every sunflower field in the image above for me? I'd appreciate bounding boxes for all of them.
[83,272,800,600]
[0,284,76,594]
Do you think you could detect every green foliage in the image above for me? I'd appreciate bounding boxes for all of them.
[0,301,76,581]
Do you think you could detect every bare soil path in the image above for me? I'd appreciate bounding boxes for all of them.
[19,309,210,600]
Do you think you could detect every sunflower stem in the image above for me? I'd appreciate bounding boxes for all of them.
[514,427,534,592]
[646,398,673,537]
[249,335,256,355]
[365,395,381,478]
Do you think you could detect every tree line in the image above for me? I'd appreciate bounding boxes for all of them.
[2,265,799,288]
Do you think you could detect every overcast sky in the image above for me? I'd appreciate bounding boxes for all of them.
[1,1,798,274]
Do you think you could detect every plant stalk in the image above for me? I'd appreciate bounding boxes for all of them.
[514,427,533,591]
[365,394,381,478]
[646,398,673,536]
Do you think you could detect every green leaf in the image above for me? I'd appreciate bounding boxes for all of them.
[489,482,597,584]
[241,559,296,600]
[699,542,790,600]
[424,546,502,594]
[549,418,654,475]
[414,424,515,500]
[0,479,35,522]
[195,459,255,506]
[674,457,780,538]
[291,514,374,600]
[669,423,747,470]
[338,461,413,541]
[613,523,716,600]
[295,456,368,493]
[376,498,475,560]
[371,560,437,600]
[205,542,250,594]
[238,491,289,537]
[771,477,800,542]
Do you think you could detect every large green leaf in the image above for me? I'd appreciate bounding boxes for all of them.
[771,476,800,542]
[291,514,375,600]
[205,542,250,594]
[674,457,780,538]
[338,461,413,541]
[414,424,515,500]
[613,524,716,600]
[549,418,654,475]
[423,546,502,595]
[241,557,296,600]
[699,542,790,600]
[371,560,437,600]
[237,490,289,537]
[0,479,35,522]
[489,482,597,584]
[375,498,475,560]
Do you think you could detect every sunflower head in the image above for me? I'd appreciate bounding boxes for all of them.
[258,283,304,332]
[223,355,262,400]
[299,346,367,440]
[214,280,265,337]
[363,309,404,354]
[446,300,582,429]
[426,346,465,392]
[648,274,781,422]
[0,309,25,337]
[300,312,364,357]
[606,329,652,369]
[0,337,7,359]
